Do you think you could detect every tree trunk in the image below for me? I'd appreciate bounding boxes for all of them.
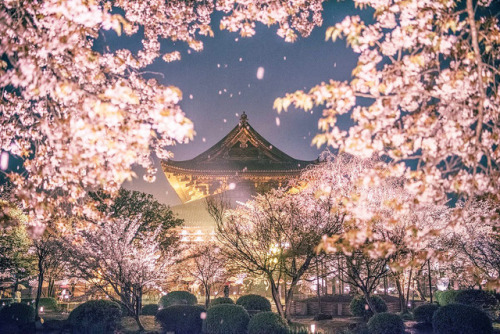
[135,286,142,318]
[205,284,211,308]
[362,290,377,317]
[316,260,322,314]
[268,276,285,319]
[427,260,433,303]
[406,267,413,311]
[134,313,145,332]
[395,276,407,313]
[35,259,45,319]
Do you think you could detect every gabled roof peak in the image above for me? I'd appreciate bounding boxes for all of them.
[239,111,248,125]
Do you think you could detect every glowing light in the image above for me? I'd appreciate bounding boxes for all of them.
[228,183,236,190]
[40,306,44,313]
[311,324,316,333]
[200,312,207,320]
[256,67,265,80]
[0,152,8,170]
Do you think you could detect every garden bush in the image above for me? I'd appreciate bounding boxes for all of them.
[0,302,35,327]
[210,297,234,307]
[236,294,271,312]
[413,303,439,324]
[159,291,197,309]
[141,303,159,315]
[455,289,498,309]
[206,304,250,334]
[248,311,289,334]
[434,291,443,305]
[367,312,405,334]
[67,300,122,334]
[38,297,58,311]
[432,303,492,334]
[349,295,387,318]
[155,305,205,334]
[437,290,460,306]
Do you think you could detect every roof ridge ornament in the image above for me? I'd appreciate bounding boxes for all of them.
[239,111,248,126]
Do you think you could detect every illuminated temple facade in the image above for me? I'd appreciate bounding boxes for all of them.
[162,112,317,242]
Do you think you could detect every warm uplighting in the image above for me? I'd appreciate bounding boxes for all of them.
[310,324,316,333]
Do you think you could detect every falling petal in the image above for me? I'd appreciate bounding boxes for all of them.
[275,117,280,127]
[256,67,265,80]
[0,152,8,170]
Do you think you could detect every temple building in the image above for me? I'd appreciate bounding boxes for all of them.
[162,112,317,241]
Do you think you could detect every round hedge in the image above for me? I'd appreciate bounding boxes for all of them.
[159,291,197,309]
[367,312,405,334]
[236,294,271,312]
[206,304,250,334]
[0,302,35,327]
[141,304,159,315]
[432,303,492,334]
[455,289,498,309]
[210,297,234,307]
[68,300,122,334]
[248,311,289,334]
[155,305,205,334]
[413,303,439,324]
[349,295,388,318]
[437,290,460,306]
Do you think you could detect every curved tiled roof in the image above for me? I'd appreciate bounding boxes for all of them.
[163,112,317,173]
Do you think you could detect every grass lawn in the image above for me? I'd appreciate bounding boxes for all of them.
[119,315,161,334]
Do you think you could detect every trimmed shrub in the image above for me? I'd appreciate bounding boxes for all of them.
[155,305,205,334]
[236,294,271,312]
[432,303,492,334]
[210,297,234,307]
[159,291,197,309]
[0,302,35,327]
[413,303,439,324]
[349,295,388,318]
[455,289,498,309]
[206,304,250,334]
[367,312,405,334]
[141,304,159,315]
[38,297,58,311]
[437,290,460,306]
[248,311,289,334]
[68,300,122,334]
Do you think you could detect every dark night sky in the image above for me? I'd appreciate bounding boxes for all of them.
[100,1,368,206]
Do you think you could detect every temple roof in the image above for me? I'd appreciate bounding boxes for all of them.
[162,112,316,174]
[161,112,317,203]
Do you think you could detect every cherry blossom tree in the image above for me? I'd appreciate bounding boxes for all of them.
[184,242,227,308]
[275,0,500,260]
[32,229,68,318]
[209,154,348,319]
[65,217,175,331]
[446,199,500,288]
